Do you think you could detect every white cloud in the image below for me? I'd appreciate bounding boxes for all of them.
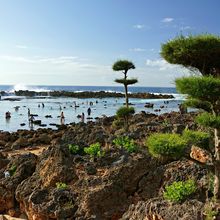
[180,26,192,30]
[0,55,79,65]
[133,24,145,29]
[146,58,178,71]
[16,45,28,49]
[129,48,146,52]
[0,54,113,85]
[161,17,174,23]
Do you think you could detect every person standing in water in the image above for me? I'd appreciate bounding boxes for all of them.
[87,107,91,116]
[60,111,65,125]
[81,112,85,122]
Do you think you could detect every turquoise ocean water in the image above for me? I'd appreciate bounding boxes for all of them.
[0,85,184,132]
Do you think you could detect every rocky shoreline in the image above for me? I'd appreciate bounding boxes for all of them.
[0,111,209,220]
[13,90,174,99]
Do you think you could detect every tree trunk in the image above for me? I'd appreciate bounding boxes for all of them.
[124,84,129,108]
[214,129,220,200]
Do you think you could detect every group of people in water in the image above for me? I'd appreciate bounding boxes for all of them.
[60,106,91,124]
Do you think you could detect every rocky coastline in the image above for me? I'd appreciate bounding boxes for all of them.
[0,111,209,220]
[13,90,174,99]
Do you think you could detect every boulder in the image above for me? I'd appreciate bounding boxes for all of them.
[0,153,37,213]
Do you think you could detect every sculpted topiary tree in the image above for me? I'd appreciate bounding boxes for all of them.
[147,34,220,204]
[112,60,137,107]
[161,34,220,77]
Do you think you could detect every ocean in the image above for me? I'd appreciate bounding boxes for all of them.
[0,84,184,132]
[0,84,177,94]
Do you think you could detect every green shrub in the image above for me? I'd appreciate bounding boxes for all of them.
[9,164,17,176]
[163,180,197,202]
[196,112,220,129]
[204,202,218,220]
[84,143,104,157]
[113,136,137,153]
[56,182,68,190]
[116,106,135,118]
[68,144,80,154]
[182,129,210,149]
[146,133,187,158]
[112,119,123,128]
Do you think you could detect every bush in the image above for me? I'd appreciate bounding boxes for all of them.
[196,112,220,129]
[68,144,80,154]
[112,119,123,128]
[84,143,104,157]
[116,106,135,118]
[56,182,68,190]
[182,129,210,149]
[113,136,137,153]
[163,180,197,202]
[146,133,187,158]
[9,164,17,176]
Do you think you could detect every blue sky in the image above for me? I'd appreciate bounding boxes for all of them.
[0,0,219,86]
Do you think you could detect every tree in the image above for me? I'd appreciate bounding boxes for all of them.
[176,76,220,200]
[161,34,220,77]
[112,60,137,107]
[147,34,220,204]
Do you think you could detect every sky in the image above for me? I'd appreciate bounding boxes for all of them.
[0,0,220,87]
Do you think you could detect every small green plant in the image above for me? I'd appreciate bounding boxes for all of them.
[162,119,169,127]
[84,143,104,157]
[56,182,68,190]
[204,202,218,220]
[9,164,17,176]
[146,133,187,159]
[113,136,137,153]
[112,119,123,128]
[68,144,80,154]
[182,129,210,149]
[64,200,74,208]
[116,106,135,131]
[163,180,197,203]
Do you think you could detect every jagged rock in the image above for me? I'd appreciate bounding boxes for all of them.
[0,111,210,219]
[11,138,29,150]
[0,153,9,170]
[15,145,78,219]
[0,153,37,213]
[121,198,204,220]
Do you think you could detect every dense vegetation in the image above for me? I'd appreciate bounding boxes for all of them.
[147,34,220,206]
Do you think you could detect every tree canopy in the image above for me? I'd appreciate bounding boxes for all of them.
[114,78,138,85]
[175,76,220,102]
[112,60,135,73]
[161,34,220,77]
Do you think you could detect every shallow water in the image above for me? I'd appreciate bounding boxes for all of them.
[0,95,183,132]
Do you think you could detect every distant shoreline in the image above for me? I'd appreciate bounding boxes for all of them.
[12,90,175,99]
